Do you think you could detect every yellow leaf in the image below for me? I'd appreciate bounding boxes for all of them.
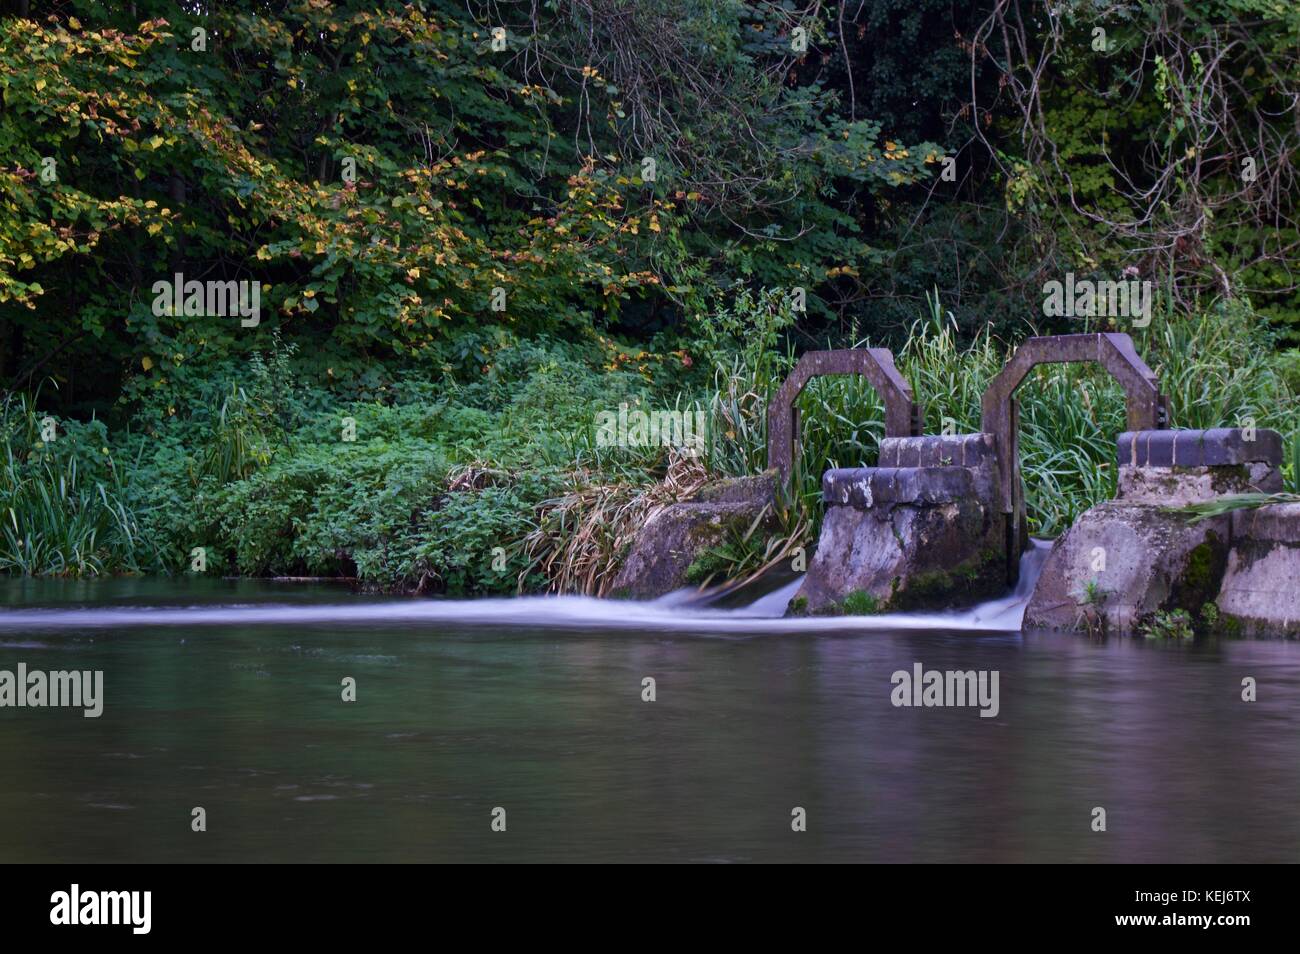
[141,356,153,370]
[35,79,46,91]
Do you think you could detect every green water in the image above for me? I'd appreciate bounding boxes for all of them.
[1,578,1298,862]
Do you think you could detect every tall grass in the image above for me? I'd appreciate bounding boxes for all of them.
[200,383,276,484]
[0,392,151,576]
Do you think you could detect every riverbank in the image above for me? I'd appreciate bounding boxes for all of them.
[4,298,1298,595]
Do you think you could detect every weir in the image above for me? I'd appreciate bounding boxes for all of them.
[614,331,1297,634]
[789,432,1008,615]
[792,331,1170,614]
[784,332,1295,633]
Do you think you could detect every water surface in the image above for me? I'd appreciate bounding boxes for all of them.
[1,576,1297,863]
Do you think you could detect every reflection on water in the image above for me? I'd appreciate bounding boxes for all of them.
[1,577,1298,862]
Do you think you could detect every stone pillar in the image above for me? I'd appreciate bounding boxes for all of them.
[789,434,1007,615]
[1024,428,1282,632]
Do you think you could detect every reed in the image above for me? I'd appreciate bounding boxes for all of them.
[0,392,148,576]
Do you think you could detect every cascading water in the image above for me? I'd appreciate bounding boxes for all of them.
[959,537,1054,628]
[0,540,1053,634]
[657,536,1052,628]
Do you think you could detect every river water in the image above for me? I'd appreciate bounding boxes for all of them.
[2,558,1298,863]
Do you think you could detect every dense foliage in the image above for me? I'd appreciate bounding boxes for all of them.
[2,0,943,413]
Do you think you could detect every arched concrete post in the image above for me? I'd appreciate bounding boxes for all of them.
[980,333,1168,574]
[767,349,920,485]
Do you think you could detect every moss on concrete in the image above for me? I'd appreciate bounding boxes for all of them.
[1209,464,1250,493]
[1163,529,1229,617]
[680,503,773,585]
[1184,539,1216,593]
[889,545,1004,611]
[684,549,729,585]
[841,590,881,615]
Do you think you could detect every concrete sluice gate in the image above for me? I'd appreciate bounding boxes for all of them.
[790,433,1007,616]
[616,332,1299,634]
[794,332,1297,634]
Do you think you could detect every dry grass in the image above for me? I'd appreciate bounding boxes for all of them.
[523,449,709,595]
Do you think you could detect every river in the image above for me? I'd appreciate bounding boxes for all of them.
[1,559,1298,863]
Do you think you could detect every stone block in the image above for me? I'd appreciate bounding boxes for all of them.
[611,474,777,599]
[1116,462,1282,506]
[822,466,975,508]
[693,472,779,506]
[878,433,998,469]
[1216,503,1300,636]
[1118,428,1282,468]
[791,486,1006,615]
[1023,502,1230,632]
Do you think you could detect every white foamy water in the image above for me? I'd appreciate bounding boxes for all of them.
[0,541,1051,635]
[960,538,1054,629]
